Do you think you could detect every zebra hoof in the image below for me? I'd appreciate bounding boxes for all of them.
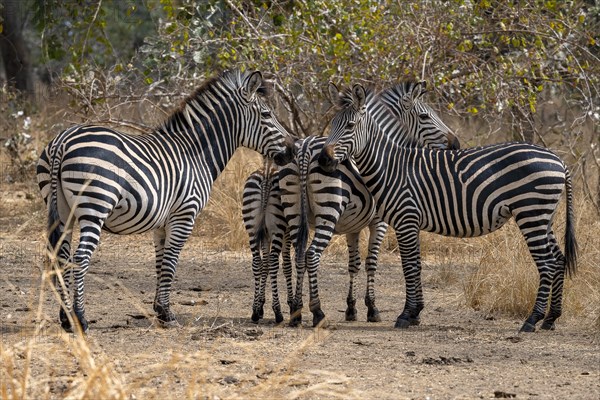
[275,312,284,324]
[312,310,326,327]
[251,312,261,323]
[289,317,302,327]
[540,321,556,331]
[394,318,411,329]
[314,317,329,329]
[367,309,382,323]
[158,319,182,329]
[519,322,536,333]
[65,310,89,334]
[345,307,357,322]
[289,307,302,327]
[61,321,73,333]
[59,309,72,332]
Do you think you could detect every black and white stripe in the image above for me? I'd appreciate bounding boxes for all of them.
[37,70,295,332]
[319,83,577,332]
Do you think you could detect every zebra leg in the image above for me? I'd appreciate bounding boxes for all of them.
[365,220,386,322]
[290,251,305,327]
[54,245,73,332]
[519,229,556,333]
[345,232,361,322]
[153,223,194,327]
[51,232,74,332]
[306,243,327,327]
[304,213,339,327]
[281,230,294,318]
[257,243,269,320]
[71,221,105,333]
[541,232,566,330]
[153,228,166,310]
[45,205,75,331]
[250,245,264,323]
[268,232,285,324]
[395,228,424,329]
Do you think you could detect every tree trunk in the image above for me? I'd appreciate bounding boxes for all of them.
[0,0,33,95]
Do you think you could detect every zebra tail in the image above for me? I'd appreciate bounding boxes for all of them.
[255,219,267,256]
[295,147,310,267]
[47,145,65,255]
[564,168,578,277]
[255,160,273,253]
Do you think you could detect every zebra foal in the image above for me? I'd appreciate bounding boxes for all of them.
[319,83,577,332]
[37,70,295,333]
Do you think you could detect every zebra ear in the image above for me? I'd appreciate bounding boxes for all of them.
[328,82,340,104]
[412,81,427,101]
[243,71,264,100]
[352,84,366,109]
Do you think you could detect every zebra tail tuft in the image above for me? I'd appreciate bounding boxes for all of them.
[564,168,578,277]
[255,219,267,255]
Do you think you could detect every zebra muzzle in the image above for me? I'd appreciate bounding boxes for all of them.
[317,145,339,173]
[273,143,296,166]
[447,132,461,150]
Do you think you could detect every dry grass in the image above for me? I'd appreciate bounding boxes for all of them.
[200,149,264,251]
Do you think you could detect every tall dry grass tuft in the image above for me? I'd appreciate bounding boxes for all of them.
[1,258,125,399]
[463,224,538,319]
[203,148,263,250]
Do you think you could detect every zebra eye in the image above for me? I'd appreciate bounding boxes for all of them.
[347,120,356,128]
[261,110,272,118]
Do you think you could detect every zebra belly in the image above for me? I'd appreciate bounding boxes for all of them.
[335,198,377,233]
[419,202,514,237]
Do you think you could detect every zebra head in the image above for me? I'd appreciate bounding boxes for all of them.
[236,70,296,166]
[318,82,371,173]
[379,81,460,150]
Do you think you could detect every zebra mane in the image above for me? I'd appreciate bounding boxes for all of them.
[177,70,269,112]
[161,69,270,131]
[378,80,424,108]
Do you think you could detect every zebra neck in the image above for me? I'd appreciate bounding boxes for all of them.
[156,102,238,182]
[353,126,405,195]
[370,108,416,147]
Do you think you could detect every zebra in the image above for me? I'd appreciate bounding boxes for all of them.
[318,83,577,332]
[242,157,293,324]
[36,70,296,333]
[243,81,458,327]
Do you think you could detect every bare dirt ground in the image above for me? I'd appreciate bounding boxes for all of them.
[1,185,599,400]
